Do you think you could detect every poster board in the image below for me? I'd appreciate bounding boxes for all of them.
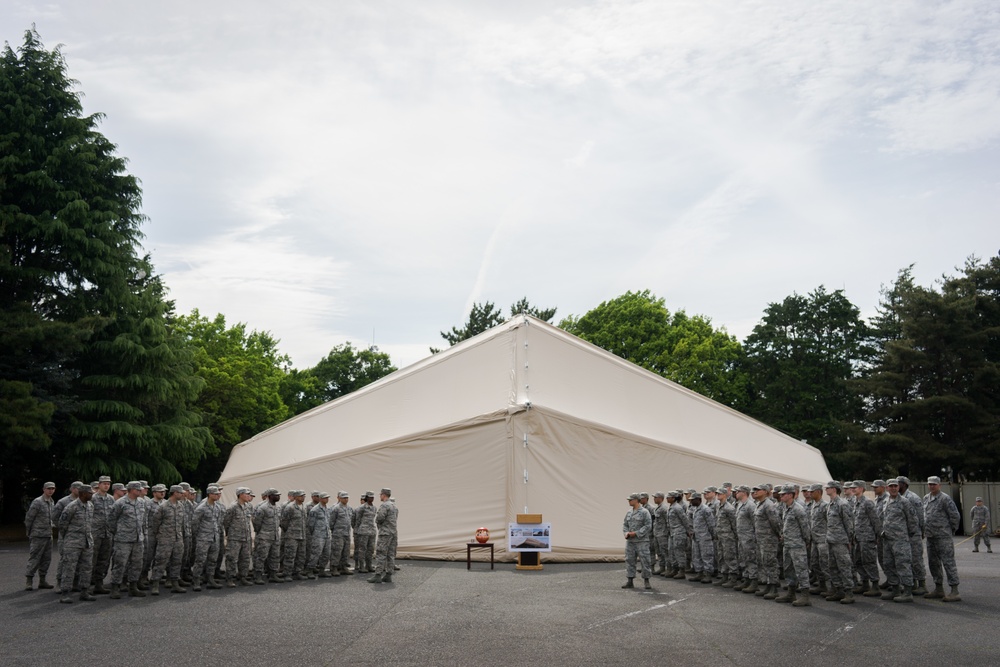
[508,522,552,552]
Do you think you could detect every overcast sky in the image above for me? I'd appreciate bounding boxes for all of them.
[5,1,998,369]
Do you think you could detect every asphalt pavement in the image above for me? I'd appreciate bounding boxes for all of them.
[1,538,997,667]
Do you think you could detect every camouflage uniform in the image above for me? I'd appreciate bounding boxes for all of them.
[329,500,354,573]
[903,488,926,582]
[652,500,671,573]
[140,495,161,583]
[58,498,94,598]
[971,503,992,551]
[306,501,331,575]
[90,489,115,589]
[735,496,758,583]
[622,503,652,580]
[24,492,55,582]
[253,499,282,580]
[191,498,223,581]
[715,499,738,582]
[52,491,77,588]
[667,500,691,575]
[809,497,830,588]
[151,500,186,583]
[181,494,196,580]
[224,500,255,582]
[853,494,882,585]
[825,493,855,593]
[882,494,917,587]
[109,496,146,586]
[923,489,960,587]
[353,499,377,572]
[280,500,308,579]
[691,502,716,576]
[781,500,811,592]
[373,498,399,577]
[753,497,781,586]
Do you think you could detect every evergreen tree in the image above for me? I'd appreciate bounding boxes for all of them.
[432,298,557,353]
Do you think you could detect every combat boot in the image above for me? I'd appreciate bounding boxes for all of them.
[912,579,928,596]
[192,577,203,592]
[128,581,146,598]
[355,559,362,574]
[643,578,652,589]
[878,579,891,589]
[774,587,795,603]
[305,570,317,580]
[881,584,898,601]
[762,585,779,600]
[206,575,223,590]
[825,587,845,602]
[383,573,393,583]
[688,572,702,582]
[731,577,746,591]
[840,589,855,604]
[742,578,759,595]
[137,574,150,591]
[755,581,769,597]
[254,573,266,584]
[150,580,160,596]
[25,577,33,591]
[170,579,187,594]
[852,580,866,594]
[808,578,824,595]
[672,570,686,580]
[341,564,354,575]
[925,582,945,599]
[792,590,812,607]
[863,580,881,597]
[893,585,913,603]
[317,569,331,578]
[621,577,634,589]
[79,588,96,602]
[227,576,237,588]
[653,564,663,575]
[721,574,737,589]
[60,592,73,604]
[240,576,254,586]
[268,574,281,584]
[38,575,54,590]
[700,572,713,584]
[973,547,979,552]
[712,574,726,586]
[329,567,340,577]
[366,560,375,573]
[92,581,110,595]
[943,585,961,602]
[368,572,384,584]
[110,583,122,599]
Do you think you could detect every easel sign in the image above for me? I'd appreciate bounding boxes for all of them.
[509,514,551,570]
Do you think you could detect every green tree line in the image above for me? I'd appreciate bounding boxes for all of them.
[2,30,996,520]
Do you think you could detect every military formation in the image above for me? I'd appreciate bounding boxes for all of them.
[622,475,971,607]
[23,477,400,604]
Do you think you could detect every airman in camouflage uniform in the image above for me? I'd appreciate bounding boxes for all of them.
[330,491,355,575]
[651,492,671,576]
[970,497,992,553]
[139,483,165,590]
[88,476,114,594]
[807,484,830,596]
[57,486,96,603]
[871,479,889,587]
[689,492,716,583]
[24,481,57,591]
[281,490,308,581]
[180,482,197,583]
[852,481,882,596]
[306,492,332,578]
[898,476,928,595]
[753,485,781,599]
[775,486,811,606]
[224,487,256,586]
[667,492,690,579]
[108,481,147,599]
[53,481,82,590]
[880,478,917,602]
[369,488,399,584]
[190,485,224,590]
[150,485,188,595]
[923,476,961,601]
[715,486,739,587]
[824,481,855,604]
[734,486,758,593]
[353,491,377,573]
[620,492,652,589]
[253,488,283,583]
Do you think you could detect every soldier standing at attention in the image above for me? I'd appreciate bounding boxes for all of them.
[667,492,690,579]
[180,482,197,584]
[808,484,831,597]
[620,492,652,590]
[224,487,256,586]
[24,481,57,591]
[57,485,96,604]
[89,476,114,594]
[139,483,165,591]
[281,490,308,581]
[824,481,855,604]
[734,485,758,593]
[112,482,126,500]
[305,492,331,578]
[923,476,962,602]
[53,481,83,590]
[970,497,992,553]
[897,476,928,595]
[753,484,781,600]
[872,480,889,588]
[330,491,355,575]
[880,479,917,603]
[689,492,716,584]
[774,485,812,606]
[108,481,147,599]
[852,481,882,597]
[253,488,283,583]
[190,485,224,590]
[150,485,188,595]
[651,492,670,576]
[369,488,399,584]
[353,491,377,573]
[715,486,739,587]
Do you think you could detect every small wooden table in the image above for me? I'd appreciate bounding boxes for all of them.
[467,542,494,570]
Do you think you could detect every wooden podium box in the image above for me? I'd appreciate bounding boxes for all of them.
[515,513,544,571]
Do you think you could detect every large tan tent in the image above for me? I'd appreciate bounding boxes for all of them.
[218,315,832,562]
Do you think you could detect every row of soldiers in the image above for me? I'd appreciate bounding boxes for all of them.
[622,475,970,607]
[23,477,400,604]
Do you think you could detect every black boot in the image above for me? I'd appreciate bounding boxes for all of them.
[110,583,122,599]
[621,577,634,589]
[643,578,651,589]
[128,581,146,598]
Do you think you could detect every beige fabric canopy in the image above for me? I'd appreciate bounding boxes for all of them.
[218,315,831,562]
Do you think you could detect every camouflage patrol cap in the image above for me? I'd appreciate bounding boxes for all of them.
[319,492,331,499]
[736,485,751,494]
[179,482,192,492]
[638,492,649,499]
[886,478,899,486]
[873,480,887,488]
[762,483,773,492]
[151,484,167,493]
[311,490,321,497]
[976,496,983,501]
[126,481,142,491]
[779,485,796,495]
[98,475,111,483]
[90,481,99,489]
[112,483,125,491]
[653,491,665,498]
[896,476,910,485]
[293,490,306,497]
[686,488,696,494]
[338,491,349,499]
[262,488,278,496]
[825,480,842,490]
[722,482,733,489]
[380,488,392,496]
[206,485,222,494]
[627,493,640,501]
[751,484,765,492]
[236,487,254,496]
[927,475,942,484]
[70,481,85,490]
[168,485,185,495]
[44,481,56,489]
[853,480,867,490]
[139,480,149,489]
[689,492,702,500]
[843,482,856,489]
[364,490,375,498]
[808,483,823,492]
[704,486,718,494]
